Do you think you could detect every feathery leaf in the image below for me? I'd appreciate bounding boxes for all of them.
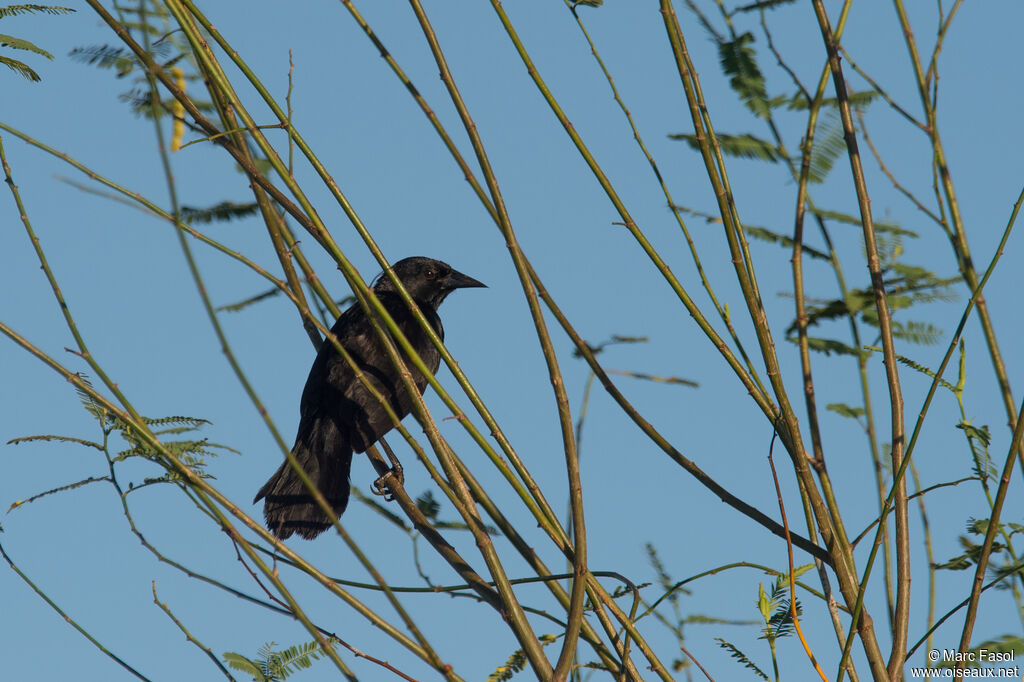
[670,131,781,162]
[0,33,51,58]
[810,207,919,238]
[793,336,868,358]
[8,476,108,512]
[864,347,957,393]
[787,89,878,111]
[743,224,829,259]
[416,490,441,520]
[224,639,338,681]
[718,32,770,118]
[806,109,845,183]
[180,201,260,224]
[488,635,558,681]
[827,403,865,420]
[0,5,74,18]
[142,415,211,428]
[0,53,38,80]
[715,638,769,680]
[956,422,991,447]
[68,44,135,76]
[223,652,265,680]
[733,0,798,12]
[7,433,104,450]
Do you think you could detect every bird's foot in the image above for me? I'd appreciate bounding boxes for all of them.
[371,462,404,501]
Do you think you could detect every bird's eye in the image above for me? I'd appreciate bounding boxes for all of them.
[425,268,437,279]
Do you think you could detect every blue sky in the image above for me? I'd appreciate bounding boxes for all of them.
[2,1,1024,680]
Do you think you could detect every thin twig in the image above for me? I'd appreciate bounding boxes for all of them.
[0,539,151,681]
[767,429,829,682]
[151,582,237,680]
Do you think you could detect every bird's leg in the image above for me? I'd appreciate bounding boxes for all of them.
[371,436,404,500]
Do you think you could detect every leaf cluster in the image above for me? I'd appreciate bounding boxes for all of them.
[957,422,996,485]
[68,2,214,119]
[7,376,228,509]
[792,262,953,339]
[669,18,878,188]
[0,4,74,82]
[788,229,956,359]
[487,634,557,682]
[181,200,260,224]
[223,639,338,681]
[933,518,1024,574]
[711,566,811,680]
[756,572,805,643]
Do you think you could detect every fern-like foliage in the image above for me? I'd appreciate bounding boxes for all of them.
[786,89,878,111]
[7,433,104,450]
[988,560,1024,589]
[68,1,210,123]
[863,347,957,394]
[646,543,698,673]
[790,239,955,351]
[715,638,769,680]
[7,375,230,513]
[743,224,829,260]
[806,109,846,183]
[488,634,557,682]
[826,403,866,420]
[718,31,770,118]
[224,639,338,681]
[143,415,212,429]
[0,33,52,58]
[0,4,73,81]
[885,320,943,346]
[809,207,919,238]
[416,489,442,519]
[787,336,867,358]
[646,543,688,606]
[73,373,110,420]
[180,200,260,224]
[756,573,804,642]
[11,374,227,498]
[117,84,216,119]
[68,44,136,77]
[102,408,230,485]
[8,476,108,512]
[0,4,74,17]
[1,53,36,79]
[786,289,871,334]
[732,0,798,13]
[957,422,996,484]
[933,519,1011,572]
[670,131,781,162]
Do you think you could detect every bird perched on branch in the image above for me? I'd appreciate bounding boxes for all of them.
[255,256,485,539]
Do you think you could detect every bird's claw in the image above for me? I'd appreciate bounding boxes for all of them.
[371,464,404,501]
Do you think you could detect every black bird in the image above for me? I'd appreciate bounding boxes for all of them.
[255,256,485,540]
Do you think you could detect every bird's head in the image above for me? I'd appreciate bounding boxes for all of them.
[374,256,486,308]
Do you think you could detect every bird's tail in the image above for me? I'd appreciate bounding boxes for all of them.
[254,416,352,540]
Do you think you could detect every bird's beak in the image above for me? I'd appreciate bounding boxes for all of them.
[446,268,486,289]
